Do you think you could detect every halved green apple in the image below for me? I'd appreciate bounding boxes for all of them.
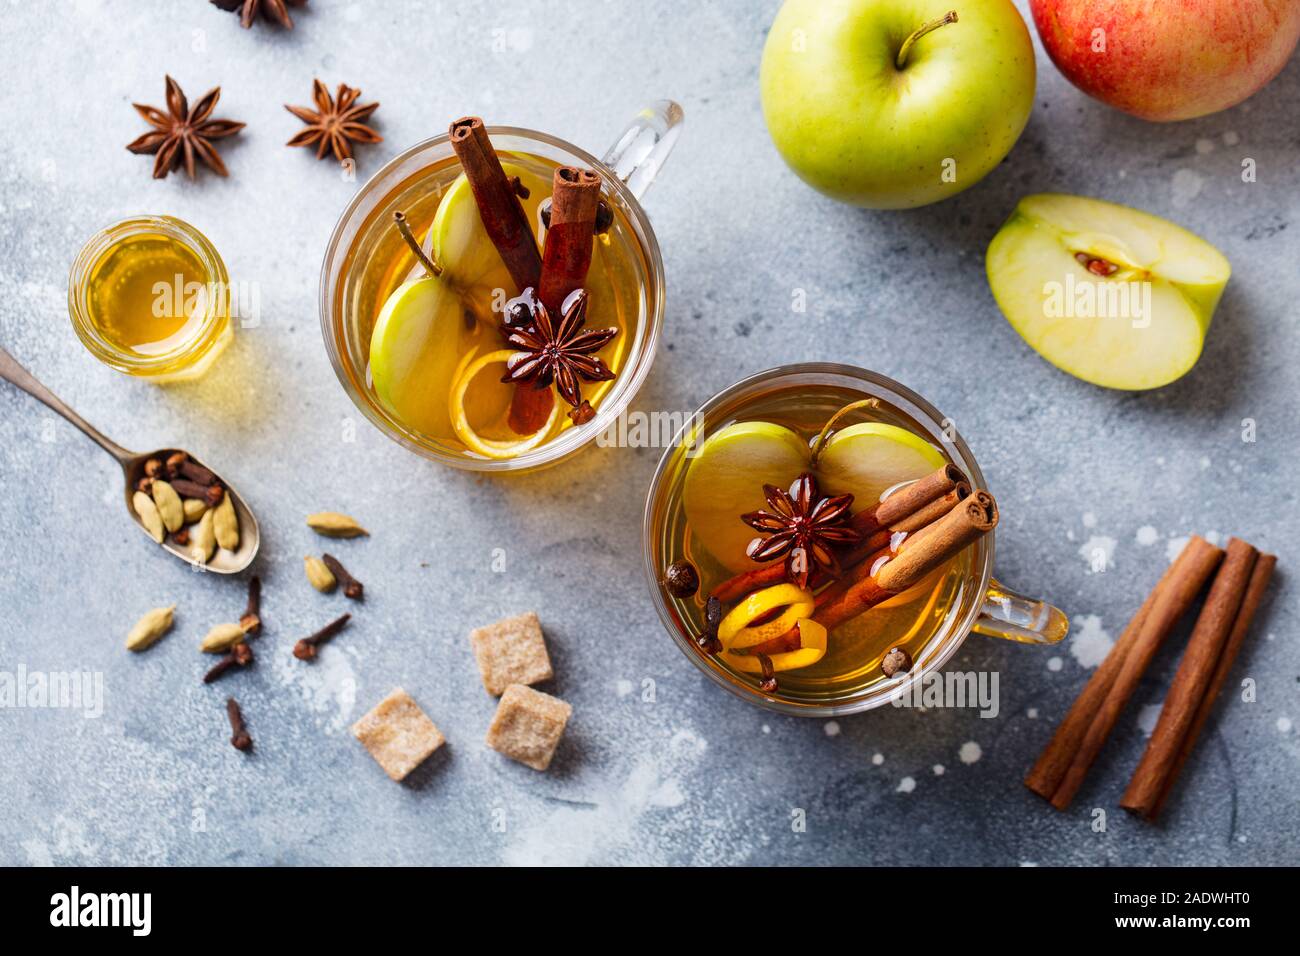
[369,276,466,437]
[683,420,946,572]
[986,193,1230,390]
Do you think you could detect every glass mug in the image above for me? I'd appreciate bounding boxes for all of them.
[319,102,683,472]
[642,363,1068,717]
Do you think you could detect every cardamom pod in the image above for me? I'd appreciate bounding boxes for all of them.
[126,604,176,651]
[190,509,216,564]
[304,555,337,592]
[182,498,207,523]
[306,512,368,538]
[151,479,185,533]
[213,492,240,551]
[133,491,165,543]
[200,621,246,654]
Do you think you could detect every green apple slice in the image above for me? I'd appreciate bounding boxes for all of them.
[986,193,1231,390]
[683,422,809,572]
[369,275,466,438]
[816,423,946,508]
[430,163,550,301]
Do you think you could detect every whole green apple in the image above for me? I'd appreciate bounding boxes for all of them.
[760,0,1036,209]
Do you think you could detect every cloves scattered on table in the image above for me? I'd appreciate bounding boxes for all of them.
[294,612,351,661]
[240,575,262,634]
[204,641,254,684]
[322,554,363,600]
[226,697,252,752]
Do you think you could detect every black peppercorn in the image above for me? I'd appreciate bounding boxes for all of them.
[664,560,700,598]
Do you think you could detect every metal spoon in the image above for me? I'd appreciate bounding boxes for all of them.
[0,345,259,574]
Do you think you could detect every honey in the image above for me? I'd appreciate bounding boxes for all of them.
[85,233,210,355]
[69,216,232,380]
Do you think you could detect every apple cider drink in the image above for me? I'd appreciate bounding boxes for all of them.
[655,385,998,702]
[358,118,644,460]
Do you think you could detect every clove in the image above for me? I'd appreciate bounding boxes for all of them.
[172,478,224,506]
[293,613,351,661]
[204,642,253,684]
[698,596,723,655]
[178,458,217,486]
[226,697,252,752]
[239,576,262,634]
[758,654,779,694]
[322,554,363,600]
[164,450,188,479]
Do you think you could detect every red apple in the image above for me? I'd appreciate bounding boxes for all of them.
[1030,0,1300,121]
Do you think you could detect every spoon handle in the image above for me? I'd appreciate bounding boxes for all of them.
[0,345,134,463]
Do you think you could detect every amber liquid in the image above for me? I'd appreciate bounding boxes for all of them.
[353,152,646,456]
[85,233,211,357]
[659,384,971,703]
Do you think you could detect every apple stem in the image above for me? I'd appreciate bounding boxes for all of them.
[895,10,958,70]
[809,399,880,468]
[394,210,443,277]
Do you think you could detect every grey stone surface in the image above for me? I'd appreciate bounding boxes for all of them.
[1,0,1297,866]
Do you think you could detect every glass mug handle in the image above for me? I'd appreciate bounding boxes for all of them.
[972,578,1069,645]
[601,100,684,201]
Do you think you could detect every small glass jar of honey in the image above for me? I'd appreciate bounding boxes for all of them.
[68,216,232,380]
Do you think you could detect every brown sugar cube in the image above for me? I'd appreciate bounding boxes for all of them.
[485,684,572,772]
[351,688,445,782]
[470,611,553,696]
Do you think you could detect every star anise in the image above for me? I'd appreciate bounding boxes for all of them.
[500,289,618,424]
[126,76,245,180]
[285,80,382,163]
[742,473,860,589]
[210,0,306,30]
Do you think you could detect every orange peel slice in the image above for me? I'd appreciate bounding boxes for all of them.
[449,348,559,459]
[717,583,814,650]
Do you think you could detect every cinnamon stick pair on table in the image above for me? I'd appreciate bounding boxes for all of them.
[1025,534,1276,820]
[448,116,603,434]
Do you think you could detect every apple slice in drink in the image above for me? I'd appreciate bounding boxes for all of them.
[986,193,1231,390]
[683,422,809,573]
[369,276,467,438]
[817,423,946,506]
[430,163,550,303]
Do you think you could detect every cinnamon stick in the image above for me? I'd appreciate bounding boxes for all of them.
[814,491,998,631]
[1121,539,1262,819]
[1149,553,1275,819]
[849,464,965,537]
[538,166,601,310]
[507,165,603,435]
[710,465,966,603]
[1049,535,1223,810]
[1024,547,1189,801]
[448,116,541,292]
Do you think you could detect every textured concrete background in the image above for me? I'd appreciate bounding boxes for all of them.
[1,0,1296,866]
